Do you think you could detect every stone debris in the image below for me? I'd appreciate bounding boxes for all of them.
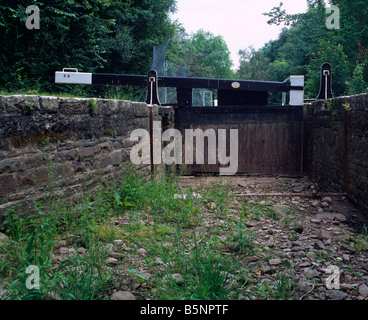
[38,176,368,301]
[137,248,147,256]
[0,233,9,245]
[358,284,368,298]
[106,258,118,266]
[111,291,136,300]
[269,259,282,266]
[326,290,348,300]
[170,274,184,285]
[317,230,332,240]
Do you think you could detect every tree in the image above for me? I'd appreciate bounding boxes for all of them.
[239,0,368,98]
[0,0,177,94]
[169,29,234,79]
[236,47,270,81]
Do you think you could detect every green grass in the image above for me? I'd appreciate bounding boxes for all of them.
[0,163,241,300]
[0,161,304,301]
[150,230,247,300]
[351,224,368,252]
[0,87,143,101]
[0,90,90,99]
[240,198,279,222]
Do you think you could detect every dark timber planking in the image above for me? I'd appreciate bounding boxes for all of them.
[176,105,304,176]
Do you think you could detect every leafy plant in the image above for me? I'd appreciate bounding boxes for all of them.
[352,224,368,252]
[272,267,296,300]
[231,220,257,254]
[342,102,351,111]
[112,192,136,214]
[89,99,98,113]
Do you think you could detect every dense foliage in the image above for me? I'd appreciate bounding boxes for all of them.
[237,0,368,98]
[167,27,234,79]
[1,0,368,99]
[0,0,177,95]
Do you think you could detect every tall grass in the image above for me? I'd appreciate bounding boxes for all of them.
[0,164,221,299]
[151,230,247,300]
[0,163,261,300]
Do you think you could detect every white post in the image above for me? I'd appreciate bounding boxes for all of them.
[289,75,304,106]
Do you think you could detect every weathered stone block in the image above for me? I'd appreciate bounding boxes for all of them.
[99,141,113,151]
[78,146,97,158]
[59,98,89,115]
[72,162,86,174]
[94,155,112,169]
[0,158,24,173]
[95,99,111,115]
[135,118,149,129]
[32,166,49,185]
[2,95,41,114]
[40,96,60,114]
[94,156,111,169]
[100,99,121,115]
[119,100,134,116]
[0,174,17,196]
[132,102,149,118]
[17,169,36,187]
[7,193,26,202]
[24,153,43,168]
[110,151,122,166]
[54,149,78,162]
[55,163,74,178]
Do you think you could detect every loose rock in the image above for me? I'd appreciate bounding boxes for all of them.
[77,247,87,254]
[358,284,368,298]
[322,197,333,204]
[326,290,347,300]
[269,258,282,266]
[111,291,136,300]
[311,219,322,224]
[318,230,332,240]
[295,223,304,234]
[314,241,325,250]
[340,244,356,253]
[0,233,9,245]
[228,242,241,252]
[59,247,68,254]
[108,252,125,259]
[137,248,147,256]
[106,258,118,266]
[171,273,184,285]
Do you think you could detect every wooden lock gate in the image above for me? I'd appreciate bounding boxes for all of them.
[55,68,305,176]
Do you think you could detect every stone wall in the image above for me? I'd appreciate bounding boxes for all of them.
[306,93,368,211]
[2,93,367,214]
[0,95,172,213]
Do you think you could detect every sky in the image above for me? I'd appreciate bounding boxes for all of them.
[170,0,310,70]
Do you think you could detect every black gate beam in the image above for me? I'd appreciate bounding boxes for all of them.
[56,69,303,92]
[55,68,304,106]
